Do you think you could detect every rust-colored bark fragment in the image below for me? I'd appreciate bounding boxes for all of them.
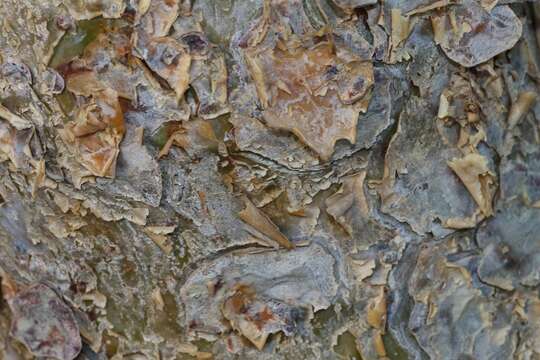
[246,41,372,160]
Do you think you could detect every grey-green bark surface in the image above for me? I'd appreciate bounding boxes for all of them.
[0,1,540,359]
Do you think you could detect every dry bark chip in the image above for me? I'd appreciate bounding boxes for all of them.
[239,196,294,249]
[0,104,33,130]
[158,119,217,158]
[379,97,479,236]
[133,0,193,102]
[180,243,338,342]
[407,239,518,359]
[138,37,192,101]
[389,8,414,63]
[432,2,522,67]
[0,121,33,170]
[229,113,319,167]
[366,287,387,330]
[325,171,369,236]
[61,89,125,178]
[7,284,82,360]
[189,49,230,119]
[507,91,537,130]
[65,31,140,101]
[221,285,303,350]
[242,6,374,160]
[137,0,180,38]
[448,153,495,217]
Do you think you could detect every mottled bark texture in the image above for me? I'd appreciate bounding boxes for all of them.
[0,0,539,359]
